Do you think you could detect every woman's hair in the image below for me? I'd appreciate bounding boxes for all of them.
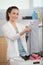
[6,6,19,21]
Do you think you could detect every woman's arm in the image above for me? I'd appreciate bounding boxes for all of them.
[2,27,20,40]
[20,26,31,36]
[2,26,31,41]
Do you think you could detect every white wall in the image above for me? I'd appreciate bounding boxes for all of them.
[0,0,43,9]
[33,0,43,7]
[0,0,29,9]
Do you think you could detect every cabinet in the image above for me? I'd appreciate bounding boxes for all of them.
[0,36,8,65]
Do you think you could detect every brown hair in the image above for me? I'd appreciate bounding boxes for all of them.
[6,6,19,21]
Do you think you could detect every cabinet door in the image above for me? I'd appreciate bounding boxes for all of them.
[0,36,7,62]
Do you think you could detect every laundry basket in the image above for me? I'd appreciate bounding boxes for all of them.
[10,58,42,65]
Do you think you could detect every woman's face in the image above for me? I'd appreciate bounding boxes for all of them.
[8,9,19,21]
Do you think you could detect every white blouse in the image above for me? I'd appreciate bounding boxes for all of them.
[2,21,28,60]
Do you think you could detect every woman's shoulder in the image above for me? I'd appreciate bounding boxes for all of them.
[2,22,9,29]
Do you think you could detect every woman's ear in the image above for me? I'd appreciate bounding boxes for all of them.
[8,12,10,17]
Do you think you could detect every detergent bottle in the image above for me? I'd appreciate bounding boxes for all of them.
[32,11,38,20]
[37,9,42,23]
[37,9,41,19]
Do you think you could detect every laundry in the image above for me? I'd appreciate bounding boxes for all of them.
[29,53,41,60]
[16,28,30,61]
[20,55,30,60]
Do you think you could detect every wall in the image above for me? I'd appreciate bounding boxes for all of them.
[0,0,29,9]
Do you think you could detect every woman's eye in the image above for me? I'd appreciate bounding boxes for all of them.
[17,13,19,15]
[12,13,19,15]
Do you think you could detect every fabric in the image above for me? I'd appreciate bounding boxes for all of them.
[27,20,39,54]
[30,53,41,60]
[15,27,30,61]
[2,21,28,60]
[16,28,27,56]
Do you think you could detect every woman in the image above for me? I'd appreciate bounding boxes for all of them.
[2,6,31,65]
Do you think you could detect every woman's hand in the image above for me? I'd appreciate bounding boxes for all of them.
[19,26,31,36]
[24,26,31,32]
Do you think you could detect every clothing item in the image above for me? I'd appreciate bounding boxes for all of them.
[29,53,41,60]
[2,21,28,60]
[16,28,26,56]
[27,20,39,54]
[20,55,30,60]
[16,28,30,60]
